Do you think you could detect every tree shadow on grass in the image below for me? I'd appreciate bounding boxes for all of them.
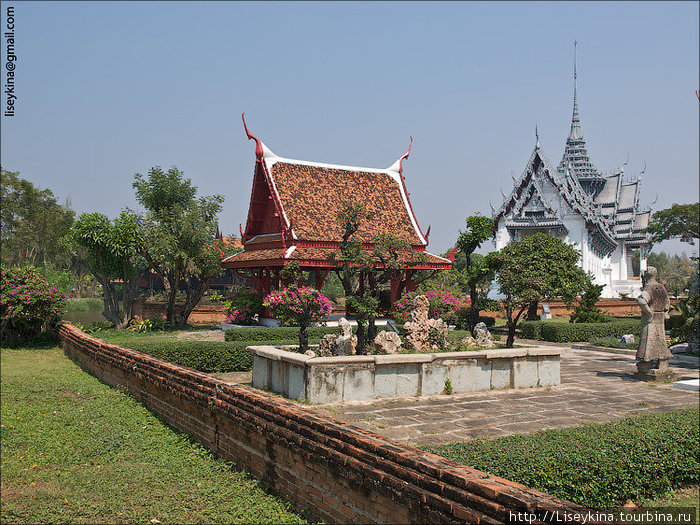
[1,330,61,350]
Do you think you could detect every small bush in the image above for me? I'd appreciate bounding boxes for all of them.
[224,287,263,325]
[225,326,355,342]
[1,266,68,343]
[122,340,301,373]
[478,316,496,327]
[519,319,641,343]
[421,407,699,510]
[570,281,607,323]
[519,320,542,340]
[129,317,167,333]
[590,335,637,350]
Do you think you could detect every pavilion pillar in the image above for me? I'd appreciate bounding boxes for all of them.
[315,269,330,291]
[405,270,417,293]
[390,277,403,306]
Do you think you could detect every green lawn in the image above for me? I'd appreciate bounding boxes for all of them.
[0,346,309,524]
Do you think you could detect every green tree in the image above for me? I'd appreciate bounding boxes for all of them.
[328,201,376,353]
[133,166,225,326]
[1,169,75,268]
[68,211,145,328]
[490,233,588,347]
[328,202,427,352]
[456,214,495,330]
[648,251,696,298]
[647,203,699,246]
[365,233,426,343]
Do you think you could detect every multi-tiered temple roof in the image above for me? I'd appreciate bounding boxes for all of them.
[494,43,652,257]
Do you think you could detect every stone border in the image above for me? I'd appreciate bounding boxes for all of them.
[251,346,561,403]
[58,322,603,524]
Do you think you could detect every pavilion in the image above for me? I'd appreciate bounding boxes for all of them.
[221,115,452,306]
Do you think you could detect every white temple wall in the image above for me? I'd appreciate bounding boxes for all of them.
[494,222,511,251]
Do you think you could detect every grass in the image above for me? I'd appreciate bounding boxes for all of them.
[84,322,221,346]
[643,485,699,513]
[0,346,309,524]
[420,408,699,510]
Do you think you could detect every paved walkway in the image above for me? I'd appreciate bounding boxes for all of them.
[309,348,699,446]
[214,345,699,447]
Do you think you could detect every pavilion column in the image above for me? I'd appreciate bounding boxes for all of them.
[390,277,403,306]
[315,269,330,291]
[405,270,418,293]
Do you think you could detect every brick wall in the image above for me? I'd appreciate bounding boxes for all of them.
[59,322,605,524]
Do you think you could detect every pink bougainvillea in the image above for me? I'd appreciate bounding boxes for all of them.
[1,266,68,342]
[263,287,333,351]
[263,287,333,325]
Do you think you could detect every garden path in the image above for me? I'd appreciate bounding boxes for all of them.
[216,345,699,446]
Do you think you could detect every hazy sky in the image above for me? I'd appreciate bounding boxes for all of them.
[1,1,698,256]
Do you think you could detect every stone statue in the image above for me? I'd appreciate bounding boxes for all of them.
[635,266,674,380]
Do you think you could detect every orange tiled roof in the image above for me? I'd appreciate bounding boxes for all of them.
[269,162,423,245]
[222,245,450,269]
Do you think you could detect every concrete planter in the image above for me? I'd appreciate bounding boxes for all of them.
[250,346,561,403]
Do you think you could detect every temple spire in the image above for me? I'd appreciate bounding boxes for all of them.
[569,40,582,140]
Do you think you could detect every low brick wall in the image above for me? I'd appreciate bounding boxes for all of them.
[58,322,603,524]
[252,346,561,403]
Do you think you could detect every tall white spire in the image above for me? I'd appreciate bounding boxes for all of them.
[569,40,582,140]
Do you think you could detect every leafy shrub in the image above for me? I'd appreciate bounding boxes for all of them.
[121,340,294,373]
[224,287,263,325]
[205,290,225,303]
[519,320,542,340]
[421,407,699,510]
[264,287,332,327]
[451,310,496,330]
[264,287,333,351]
[590,335,637,350]
[477,298,501,312]
[1,266,68,343]
[570,281,607,323]
[519,319,641,343]
[130,317,167,333]
[669,294,699,344]
[225,326,355,342]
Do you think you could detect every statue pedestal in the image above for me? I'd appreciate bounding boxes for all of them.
[634,359,676,381]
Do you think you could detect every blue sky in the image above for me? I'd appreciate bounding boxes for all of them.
[1,1,698,256]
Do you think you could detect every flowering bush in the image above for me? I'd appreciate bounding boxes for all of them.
[224,287,262,326]
[392,288,466,324]
[1,266,68,343]
[263,287,333,351]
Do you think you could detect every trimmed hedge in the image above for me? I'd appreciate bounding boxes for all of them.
[124,340,298,373]
[520,319,641,343]
[224,326,356,343]
[421,407,699,510]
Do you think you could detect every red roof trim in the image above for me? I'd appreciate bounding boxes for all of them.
[242,112,263,158]
[396,137,428,244]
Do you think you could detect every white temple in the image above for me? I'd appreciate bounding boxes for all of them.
[492,45,651,298]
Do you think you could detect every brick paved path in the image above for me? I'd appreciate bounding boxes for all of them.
[307,348,699,446]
